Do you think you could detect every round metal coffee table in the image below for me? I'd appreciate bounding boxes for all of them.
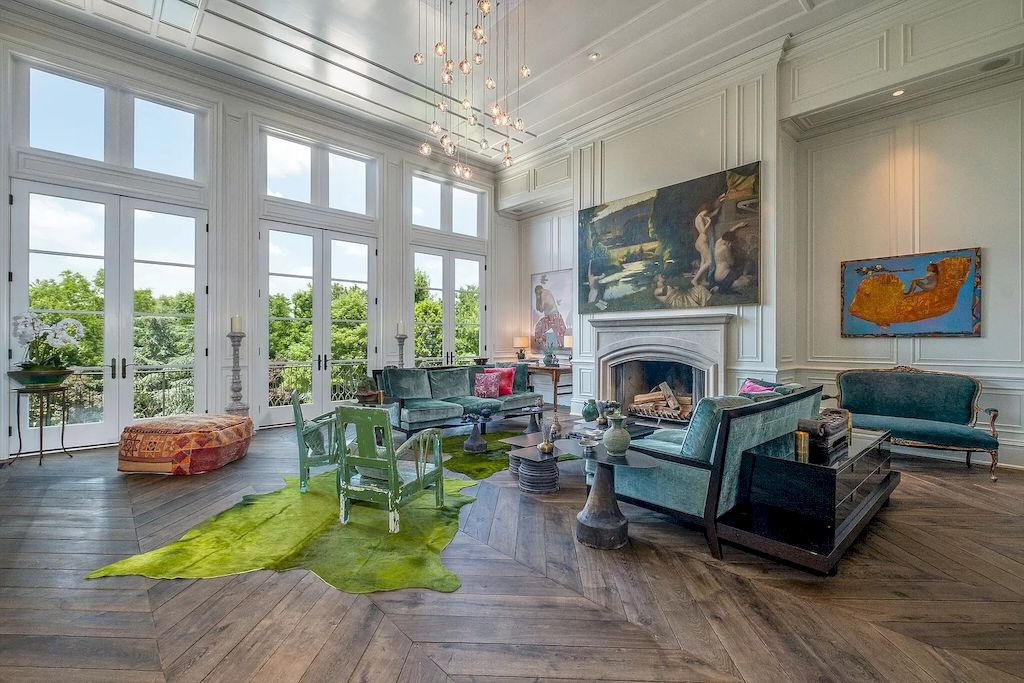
[556,439,659,550]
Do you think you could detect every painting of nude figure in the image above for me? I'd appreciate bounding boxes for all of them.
[840,248,982,337]
[578,162,760,314]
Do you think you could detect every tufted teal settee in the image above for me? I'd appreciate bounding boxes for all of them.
[831,366,1000,481]
[587,385,823,557]
[374,363,541,435]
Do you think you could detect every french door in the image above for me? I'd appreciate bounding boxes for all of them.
[413,248,484,367]
[9,180,208,450]
[261,222,377,425]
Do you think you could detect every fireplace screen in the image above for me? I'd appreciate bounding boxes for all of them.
[614,360,705,424]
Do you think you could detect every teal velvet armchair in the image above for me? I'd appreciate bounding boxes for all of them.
[594,386,823,557]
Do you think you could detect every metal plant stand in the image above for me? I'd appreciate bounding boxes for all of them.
[13,385,71,466]
[226,331,249,417]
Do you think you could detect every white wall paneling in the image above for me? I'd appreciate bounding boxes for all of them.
[794,79,1024,466]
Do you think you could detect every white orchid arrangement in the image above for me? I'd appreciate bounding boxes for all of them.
[11,312,86,369]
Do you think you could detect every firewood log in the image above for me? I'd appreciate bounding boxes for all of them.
[658,383,680,409]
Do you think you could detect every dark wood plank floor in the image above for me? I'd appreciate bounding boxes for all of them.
[0,421,1021,682]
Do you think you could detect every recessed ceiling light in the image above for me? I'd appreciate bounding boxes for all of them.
[891,89,905,97]
[588,52,601,62]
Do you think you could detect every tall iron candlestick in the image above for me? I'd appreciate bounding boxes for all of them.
[226,331,249,416]
[395,333,408,369]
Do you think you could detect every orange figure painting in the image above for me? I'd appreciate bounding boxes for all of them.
[841,248,981,337]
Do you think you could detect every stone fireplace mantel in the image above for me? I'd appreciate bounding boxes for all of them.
[590,312,734,401]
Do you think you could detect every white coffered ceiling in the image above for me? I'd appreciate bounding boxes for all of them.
[14,0,899,165]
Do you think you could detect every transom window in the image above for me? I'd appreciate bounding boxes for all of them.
[411,174,484,238]
[23,64,204,181]
[262,129,375,218]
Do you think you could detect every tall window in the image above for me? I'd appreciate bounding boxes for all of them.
[134,98,196,179]
[411,175,483,237]
[29,69,105,161]
[262,129,375,217]
[23,64,206,180]
[413,250,483,367]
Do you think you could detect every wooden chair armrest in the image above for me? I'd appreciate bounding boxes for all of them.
[980,407,999,437]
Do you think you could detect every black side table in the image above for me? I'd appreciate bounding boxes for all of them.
[557,439,659,549]
[13,385,72,466]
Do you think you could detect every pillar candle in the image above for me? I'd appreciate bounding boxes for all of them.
[230,315,243,333]
[397,319,406,336]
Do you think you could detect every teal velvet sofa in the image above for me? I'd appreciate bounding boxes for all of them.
[374,363,540,434]
[832,366,1000,481]
[588,385,822,557]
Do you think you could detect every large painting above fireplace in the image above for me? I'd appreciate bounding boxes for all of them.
[578,162,760,314]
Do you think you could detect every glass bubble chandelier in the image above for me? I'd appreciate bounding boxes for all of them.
[414,0,530,179]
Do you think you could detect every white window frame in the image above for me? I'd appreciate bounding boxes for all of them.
[259,127,378,221]
[12,57,210,184]
[409,171,487,241]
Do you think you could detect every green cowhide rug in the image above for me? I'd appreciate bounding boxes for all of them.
[88,473,476,593]
[441,430,579,481]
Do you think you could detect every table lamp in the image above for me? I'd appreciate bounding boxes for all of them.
[513,336,529,360]
[564,334,573,362]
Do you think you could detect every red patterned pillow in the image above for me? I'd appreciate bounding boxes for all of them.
[474,372,500,398]
[484,367,515,396]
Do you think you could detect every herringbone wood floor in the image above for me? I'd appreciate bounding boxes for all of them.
[0,421,1021,682]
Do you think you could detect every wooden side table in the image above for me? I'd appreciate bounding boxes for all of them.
[13,385,72,465]
[526,364,572,412]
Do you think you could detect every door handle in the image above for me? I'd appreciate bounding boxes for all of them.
[110,358,117,379]
[121,357,127,379]
[323,356,330,372]
[316,354,322,372]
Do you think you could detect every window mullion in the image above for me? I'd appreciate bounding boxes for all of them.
[441,183,454,233]
[313,145,329,207]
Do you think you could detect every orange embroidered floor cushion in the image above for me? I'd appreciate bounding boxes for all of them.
[118,415,253,475]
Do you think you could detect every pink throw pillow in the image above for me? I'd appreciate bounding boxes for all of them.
[483,367,515,396]
[739,379,773,393]
[474,372,500,398]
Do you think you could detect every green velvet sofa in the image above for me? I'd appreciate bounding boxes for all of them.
[587,385,823,557]
[832,366,1000,481]
[374,363,540,434]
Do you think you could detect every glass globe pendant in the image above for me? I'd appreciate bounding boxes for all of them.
[459,59,471,75]
[462,166,473,180]
[479,137,489,150]
[520,65,531,78]
[441,71,453,85]
[437,100,448,112]
[484,77,496,90]
[413,52,424,65]
[477,0,492,15]
[474,52,483,65]
[472,25,485,43]
[419,142,432,156]
[461,97,472,110]
[429,120,442,135]
[502,155,513,168]
[500,141,511,154]
[453,162,464,177]
[467,113,478,126]
[439,133,450,147]
[489,103,500,116]
[433,41,446,57]
[443,59,454,73]
[445,142,457,156]
[513,117,525,131]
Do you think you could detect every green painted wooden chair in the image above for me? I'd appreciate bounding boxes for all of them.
[335,405,444,533]
[292,390,342,494]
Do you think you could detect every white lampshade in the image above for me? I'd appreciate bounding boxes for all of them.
[513,336,529,348]
[563,335,574,348]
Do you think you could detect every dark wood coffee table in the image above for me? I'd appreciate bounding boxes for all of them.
[716,428,899,574]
